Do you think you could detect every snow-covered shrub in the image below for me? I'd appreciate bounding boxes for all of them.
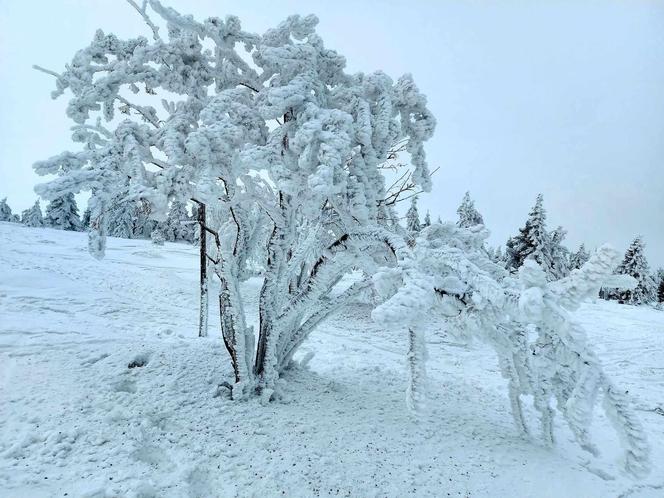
[33,1,434,397]
[372,223,650,477]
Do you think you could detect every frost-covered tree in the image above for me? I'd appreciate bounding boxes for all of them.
[81,207,91,230]
[549,226,570,280]
[656,269,664,304]
[44,193,82,231]
[406,197,421,233]
[0,198,14,221]
[492,246,504,264]
[569,243,590,270]
[21,200,44,227]
[132,199,155,239]
[151,226,165,246]
[423,210,431,228]
[372,223,650,477]
[34,1,435,397]
[107,193,137,238]
[605,237,656,305]
[456,191,483,228]
[167,200,194,242]
[505,194,554,278]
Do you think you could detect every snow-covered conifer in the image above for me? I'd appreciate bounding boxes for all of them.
[81,207,91,230]
[569,243,590,270]
[21,200,44,227]
[549,226,570,279]
[151,227,165,246]
[493,246,504,264]
[406,197,421,233]
[107,195,136,239]
[456,191,484,228]
[505,194,554,278]
[606,237,656,305]
[167,200,194,242]
[132,200,154,239]
[0,198,13,221]
[656,269,664,304]
[423,210,431,228]
[44,193,82,231]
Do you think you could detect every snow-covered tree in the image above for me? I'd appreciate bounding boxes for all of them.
[569,244,590,270]
[492,246,504,264]
[44,193,82,231]
[406,197,421,233]
[132,200,155,239]
[81,207,91,230]
[505,194,554,278]
[656,269,664,304]
[372,223,650,477]
[423,210,431,228]
[151,226,165,246]
[436,215,442,224]
[21,200,44,227]
[549,226,570,280]
[456,191,483,228]
[605,237,656,305]
[107,193,136,238]
[0,198,14,221]
[34,1,435,397]
[167,200,194,242]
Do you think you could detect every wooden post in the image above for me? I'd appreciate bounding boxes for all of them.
[198,202,208,337]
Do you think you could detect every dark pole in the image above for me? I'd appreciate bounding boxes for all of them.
[198,202,208,337]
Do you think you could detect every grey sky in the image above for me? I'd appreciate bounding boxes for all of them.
[1,0,662,267]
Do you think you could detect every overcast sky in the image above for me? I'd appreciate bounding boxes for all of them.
[1,0,662,267]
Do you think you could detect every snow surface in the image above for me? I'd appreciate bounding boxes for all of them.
[1,222,663,497]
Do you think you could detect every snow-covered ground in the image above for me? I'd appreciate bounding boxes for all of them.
[1,222,663,498]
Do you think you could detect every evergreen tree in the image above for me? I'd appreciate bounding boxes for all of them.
[44,193,82,231]
[132,200,154,239]
[107,199,136,239]
[151,226,165,246]
[406,197,421,233]
[0,198,13,221]
[606,237,656,305]
[456,191,484,228]
[505,194,554,278]
[81,207,91,230]
[549,226,570,279]
[436,215,442,224]
[9,214,20,223]
[656,269,664,304]
[21,200,44,227]
[493,246,504,264]
[423,210,431,228]
[569,244,590,270]
[167,200,194,242]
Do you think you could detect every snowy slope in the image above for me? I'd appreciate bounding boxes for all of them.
[1,222,663,498]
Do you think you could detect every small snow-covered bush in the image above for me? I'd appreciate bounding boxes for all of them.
[373,223,650,477]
